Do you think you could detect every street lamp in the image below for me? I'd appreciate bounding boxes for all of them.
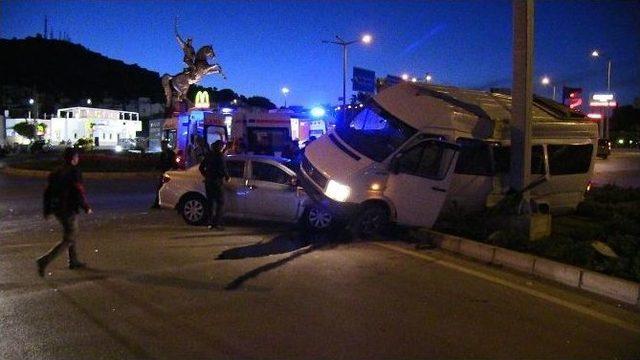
[281,87,290,108]
[424,73,433,83]
[87,98,92,105]
[28,98,39,119]
[590,49,612,92]
[540,76,556,101]
[591,49,613,139]
[323,33,373,116]
[401,73,409,81]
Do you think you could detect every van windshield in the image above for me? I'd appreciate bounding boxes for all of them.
[336,104,417,162]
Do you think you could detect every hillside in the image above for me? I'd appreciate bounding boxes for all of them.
[0,36,164,105]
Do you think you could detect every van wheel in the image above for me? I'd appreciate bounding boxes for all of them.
[180,194,208,225]
[350,204,389,239]
[304,205,334,232]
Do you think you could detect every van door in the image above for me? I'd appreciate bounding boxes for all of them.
[384,140,459,227]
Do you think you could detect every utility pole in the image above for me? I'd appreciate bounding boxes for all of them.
[510,0,534,200]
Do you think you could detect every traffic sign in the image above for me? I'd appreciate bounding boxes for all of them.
[352,67,376,93]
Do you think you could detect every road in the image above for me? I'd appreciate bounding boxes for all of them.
[593,150,640,188]
[1,152,639,359]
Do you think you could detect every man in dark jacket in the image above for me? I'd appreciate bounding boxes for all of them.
[199,140,229,230]
[37,147,92,276]
[151,140,177,208]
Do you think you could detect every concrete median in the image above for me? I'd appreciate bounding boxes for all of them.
[419,229,640,306]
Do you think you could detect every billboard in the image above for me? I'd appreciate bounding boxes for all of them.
[352,67,376,93]
[562,87,583,110]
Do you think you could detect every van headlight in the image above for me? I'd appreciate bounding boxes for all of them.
[325,180,351,202]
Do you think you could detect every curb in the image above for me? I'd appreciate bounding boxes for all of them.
[0,166,159,180]
[418,229,640,306]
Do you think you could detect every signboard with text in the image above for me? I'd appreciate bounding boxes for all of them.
[352,67,376,93]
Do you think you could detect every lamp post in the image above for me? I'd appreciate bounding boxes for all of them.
[541,76,556,101]
[591,50,613,139]
[28,98,39,119]
[591,50,612,92]
[323,33,372,117]
[281,87,290,108]
[424,73,433,83]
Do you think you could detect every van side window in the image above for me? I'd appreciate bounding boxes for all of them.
[397,142,445,179]
[548,144,592,175]
[454,138,493,176]
[491,145,545,174]
[531,145,545,174]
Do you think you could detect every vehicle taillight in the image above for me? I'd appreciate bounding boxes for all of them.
[162,175,171,184]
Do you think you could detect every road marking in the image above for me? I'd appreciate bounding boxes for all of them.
[375,242,640,335]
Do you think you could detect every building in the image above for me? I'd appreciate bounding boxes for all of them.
[50,107,141,148]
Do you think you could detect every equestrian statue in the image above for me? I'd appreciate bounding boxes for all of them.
[162,19,225,114]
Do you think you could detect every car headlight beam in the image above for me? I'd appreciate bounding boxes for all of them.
[325,180,351,202]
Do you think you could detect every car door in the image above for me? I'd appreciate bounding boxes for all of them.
[244,160,301,221]
[383,139,459,227]
[223,158,250,216]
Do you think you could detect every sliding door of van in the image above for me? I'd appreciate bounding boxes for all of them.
[384,140,459,227]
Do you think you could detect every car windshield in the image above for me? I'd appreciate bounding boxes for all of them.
[335,103,417,162]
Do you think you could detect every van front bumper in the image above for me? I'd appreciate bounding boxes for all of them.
[297,166,359,220]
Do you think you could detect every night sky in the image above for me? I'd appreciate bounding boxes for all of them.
[2,0,639,107]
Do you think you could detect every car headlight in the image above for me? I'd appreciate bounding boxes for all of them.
[325,180,351,202]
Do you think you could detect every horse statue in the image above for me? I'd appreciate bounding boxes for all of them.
[162,22,226,114]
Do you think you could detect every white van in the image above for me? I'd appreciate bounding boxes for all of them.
[298,83,598,236]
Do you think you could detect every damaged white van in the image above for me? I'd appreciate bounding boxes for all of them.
[297,82,598,236]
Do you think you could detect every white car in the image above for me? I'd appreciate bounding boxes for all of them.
[158,154,334,231]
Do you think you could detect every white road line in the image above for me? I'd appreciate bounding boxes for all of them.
[375,242,640,334]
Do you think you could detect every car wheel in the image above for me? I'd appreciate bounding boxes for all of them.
[350,203,389,239]
[180,194,208,225]
[305,205,334,231]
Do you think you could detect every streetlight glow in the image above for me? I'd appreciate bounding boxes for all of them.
[29,98,35,105]
[87,98,92,105]
[425,73,433,82]
[541,76,550,85]
[361,34,372,44]
[401,73,409,81]
[411,77,417,83]
[281,87,290,108]
[591,50,600,57]
[310,107,326,118]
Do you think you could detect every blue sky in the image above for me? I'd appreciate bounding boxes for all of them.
[2,0,639,107]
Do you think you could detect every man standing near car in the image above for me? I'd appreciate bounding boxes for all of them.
[37,147,92,276]
[199,140,229,230]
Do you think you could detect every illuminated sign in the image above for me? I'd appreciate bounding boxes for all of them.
[194,91,210,109]
[587,113,602,119]
[589,101,617,107]
[592,93,614,102]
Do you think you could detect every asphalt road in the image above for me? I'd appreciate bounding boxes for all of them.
[593,150,640,188]
[1,152,640,359]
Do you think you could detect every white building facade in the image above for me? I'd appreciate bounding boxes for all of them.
[50,107,141,148]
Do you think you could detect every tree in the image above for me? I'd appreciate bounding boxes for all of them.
[611,105,640,132]
[245,96,276,109]
[12,121,36,141]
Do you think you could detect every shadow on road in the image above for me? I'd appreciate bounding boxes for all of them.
[218,229,351,291]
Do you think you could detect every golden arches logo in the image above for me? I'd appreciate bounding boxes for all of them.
[194,91,210,109]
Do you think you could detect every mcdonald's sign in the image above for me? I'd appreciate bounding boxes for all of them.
[194,91,210,109]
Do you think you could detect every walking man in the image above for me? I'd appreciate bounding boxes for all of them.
[199,140,229,230]
[37,148,92,276]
